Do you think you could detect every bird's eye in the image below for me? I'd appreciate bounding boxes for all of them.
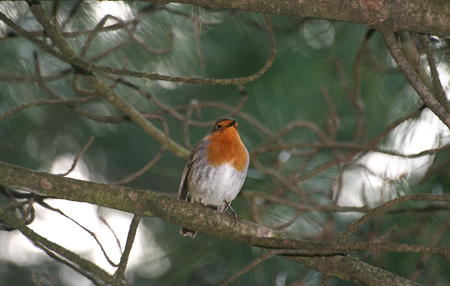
[216,124,223,130]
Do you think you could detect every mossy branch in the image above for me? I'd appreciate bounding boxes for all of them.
[2,161,449,285]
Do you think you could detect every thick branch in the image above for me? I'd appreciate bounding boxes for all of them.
[2,161,450,255]
[1,161,449,285]
[170,0,450,37]
[292,255,420,286]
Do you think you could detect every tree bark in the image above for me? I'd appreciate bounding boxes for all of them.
[170,0,450,37]
[0,161,432,286]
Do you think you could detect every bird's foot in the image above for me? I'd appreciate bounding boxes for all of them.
[223,200,239,220]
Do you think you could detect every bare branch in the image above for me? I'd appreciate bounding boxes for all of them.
[380,29,450,129]
[113,214,142,285]
[58,137,95,177]
[170,0,450,37]
[0,97,96,121]
[419,35,450,112]
[339,194,450,240]
[2,161,450,257]
[0,9,277,85]
[218,250,281,286]
[113,116,167,185]
[0,207,118,285]
[2,161,447,285]
[38,200,119,267]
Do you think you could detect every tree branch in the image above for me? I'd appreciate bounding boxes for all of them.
[169,0,450,37]
[1,161,448,285]
[0,207,118,285]
[381,29,450,129]
[0,5,277,86]
[291,255,421,286]
[113,214,142,285]
[25,1,189,158]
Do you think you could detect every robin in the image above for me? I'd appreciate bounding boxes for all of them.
[178,118,249,238]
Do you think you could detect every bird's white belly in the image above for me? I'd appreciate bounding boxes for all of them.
[189,163,246,207]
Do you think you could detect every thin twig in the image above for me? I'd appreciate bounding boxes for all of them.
[194,19,206,70]
[58,137,95,177]
[351,30,374,142]
[273,210,303,230]
[38,201,119,267]
[338,194,450,240]
[31,272,56,286]
[218,250,281,286]
[418,35,450,112]
[409,216,450,281]
[113,124,166,184]
[113,214,142,285]
[99,216,123,254]
[79,15,123,58]
[380,28,450,128]
[321,87,340,138]
[0,97,96,121]
[254,140,450,159]
[0,10,277,86]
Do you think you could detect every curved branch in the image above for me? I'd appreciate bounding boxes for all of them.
[381,29,450,129]
[338,193,450,240]
[0,97,96,121]
[0,8,277,85]
[23,2,189,158]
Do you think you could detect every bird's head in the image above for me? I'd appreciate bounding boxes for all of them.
[211,118,238,133]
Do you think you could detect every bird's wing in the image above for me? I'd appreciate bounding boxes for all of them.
[177,159,192,202]
[177,138,208,201]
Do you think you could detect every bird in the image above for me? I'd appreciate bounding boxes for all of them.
[178,118,249,238]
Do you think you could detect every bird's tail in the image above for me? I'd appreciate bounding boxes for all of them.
[180,228,197,238]
[179,204,223,238]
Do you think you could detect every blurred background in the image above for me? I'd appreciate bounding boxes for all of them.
[0,1,449,285]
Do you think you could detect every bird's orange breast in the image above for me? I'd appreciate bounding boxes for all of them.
[205,127,248,171]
